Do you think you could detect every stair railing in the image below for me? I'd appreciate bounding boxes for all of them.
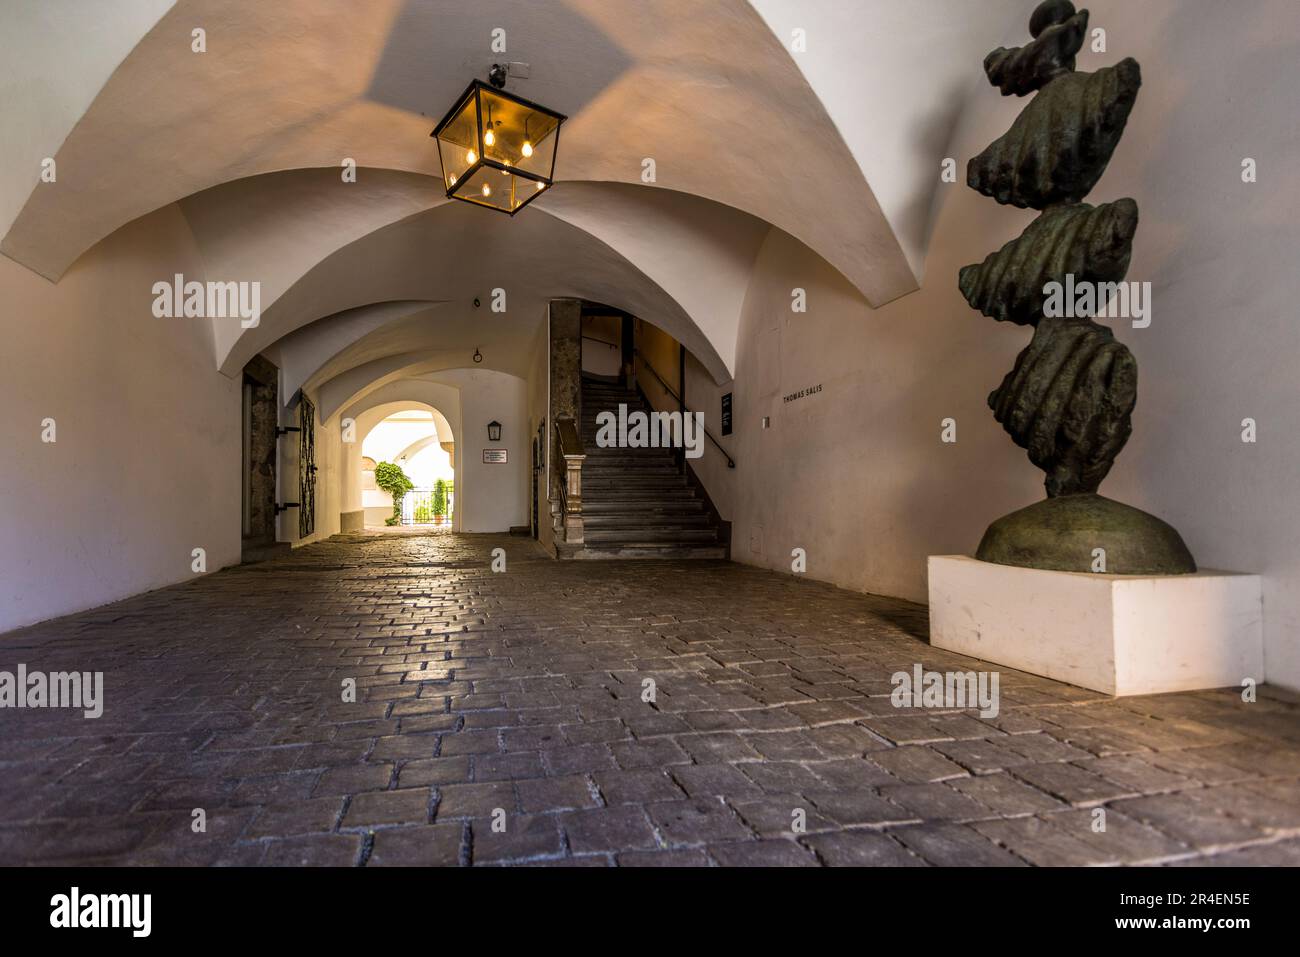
[633,349,735,468]
[553,416,586,544]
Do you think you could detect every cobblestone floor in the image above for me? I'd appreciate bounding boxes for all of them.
[2,532,1298,866]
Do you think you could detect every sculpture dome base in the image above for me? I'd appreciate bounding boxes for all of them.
[975,493,1196,575]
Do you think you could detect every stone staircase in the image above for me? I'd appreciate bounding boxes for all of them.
[575,376,727,559]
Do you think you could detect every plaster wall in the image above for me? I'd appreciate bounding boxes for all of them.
[0,0,175,237]
[634,321,738,519]
[437,370,529,533]
[320,371,529,538]
[0,205,240,631]
[725,0,1300,689]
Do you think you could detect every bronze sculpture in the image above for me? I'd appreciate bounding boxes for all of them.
[961,0,1196,574]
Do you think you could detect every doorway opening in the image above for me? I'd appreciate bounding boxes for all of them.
[241,355,279,558]
[359,408,456,530]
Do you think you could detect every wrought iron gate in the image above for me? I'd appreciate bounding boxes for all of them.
[400,487,454,526]
[299,396,316,538]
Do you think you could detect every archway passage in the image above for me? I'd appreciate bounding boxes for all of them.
[359,407,456,531]
[2,0,1298,877]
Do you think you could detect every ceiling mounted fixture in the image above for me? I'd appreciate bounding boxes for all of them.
[431,65,565,215]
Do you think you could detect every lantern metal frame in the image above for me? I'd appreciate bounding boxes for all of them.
[487,420,503,442]
[430,78,566,216]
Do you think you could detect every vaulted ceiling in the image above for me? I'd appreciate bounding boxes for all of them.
[0,0,1025,412]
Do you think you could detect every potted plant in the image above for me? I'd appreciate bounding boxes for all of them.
[373,461,414,526]
[432,478,448,525]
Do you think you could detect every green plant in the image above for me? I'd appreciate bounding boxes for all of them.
[413,503,432,524]
[432,478,448,520]
[373,461,414,526]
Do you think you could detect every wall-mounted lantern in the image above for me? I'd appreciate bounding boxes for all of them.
[487,420,503,442]
[431,66,565,215]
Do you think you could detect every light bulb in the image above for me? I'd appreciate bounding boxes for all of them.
[466,149,477,164]
[483,127,495,147]
[449,174,457,185]
[482,183,491,197]
[536,180,545,190]
[522,141,534,158]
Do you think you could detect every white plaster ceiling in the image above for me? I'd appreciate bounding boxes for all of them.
[393,431,452,463]
[266,299,440,405]
[747,0,1028,280]
[353,393,463,447]
[0,0,1026,396]
[227,196,731,384]
[2,0,911,301]
[0,0,176,237]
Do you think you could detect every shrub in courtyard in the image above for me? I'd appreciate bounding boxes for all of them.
[433,478,448,523]
[374,461,414,526]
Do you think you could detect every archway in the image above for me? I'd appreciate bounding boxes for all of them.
[352,401,457,531]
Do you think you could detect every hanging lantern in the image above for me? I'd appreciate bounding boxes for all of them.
[431,67,565,215]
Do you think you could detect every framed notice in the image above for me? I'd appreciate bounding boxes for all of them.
[721,393,733,436]
[482,449,508,464]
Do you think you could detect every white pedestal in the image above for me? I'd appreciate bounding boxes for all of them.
[927,556,1263,696]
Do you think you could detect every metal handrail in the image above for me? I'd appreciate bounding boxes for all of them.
[554,417,584,459]
[633,350,735,468]
[553,417,584,511]
[553,421,568,515]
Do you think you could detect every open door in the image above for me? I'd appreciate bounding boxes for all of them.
[299,395,317,538]
[241,356,279,556]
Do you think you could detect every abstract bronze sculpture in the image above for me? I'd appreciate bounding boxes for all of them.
[962,0,1196,574]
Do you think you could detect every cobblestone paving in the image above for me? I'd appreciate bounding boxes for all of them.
[2,532,1298,866]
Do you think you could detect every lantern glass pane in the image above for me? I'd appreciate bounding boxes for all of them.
[479,88,561,180]
[437,93,481,191]
[456,163,530,213]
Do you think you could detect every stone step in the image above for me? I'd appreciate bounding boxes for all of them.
[585,475,691,488]
[582,498,701,512]
[582,464,680,477]
[584,527,720,544]
[579,446,677,458]
[571,378,726,560]
[584,477,683,489]
[572,543,728,560]
[581,474,692,486]
[580,452,679,464]
[581,496,704,511]
[582,513,714,528]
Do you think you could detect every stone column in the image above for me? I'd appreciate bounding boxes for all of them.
[548,299,582,530]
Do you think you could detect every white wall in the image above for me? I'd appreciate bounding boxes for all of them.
[723,0,1300,689]
[0,205,240,630]
[748,0,1024,280]
[316,370,530,538]
[0,0,175,237]
[441,369,530,533]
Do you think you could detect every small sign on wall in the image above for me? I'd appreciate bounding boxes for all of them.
[721,393,733,436]
[482,449,508,464]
